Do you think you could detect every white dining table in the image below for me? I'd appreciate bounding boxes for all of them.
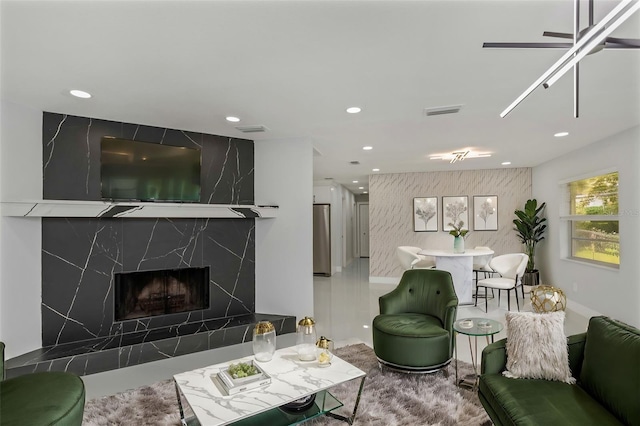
[418,248,494,305]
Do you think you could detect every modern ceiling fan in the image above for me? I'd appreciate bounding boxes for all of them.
[483,0,640,118]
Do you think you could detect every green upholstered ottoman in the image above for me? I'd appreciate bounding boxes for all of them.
[373,313,452,369]
[1,343,85,426]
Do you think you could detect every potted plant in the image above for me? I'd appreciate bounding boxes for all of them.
[448,220,469,253]
[513,199,547,285]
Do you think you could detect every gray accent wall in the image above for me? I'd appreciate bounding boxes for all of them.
[369,168,532,279]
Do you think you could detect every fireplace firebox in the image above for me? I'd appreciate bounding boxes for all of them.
[115,267,210,321]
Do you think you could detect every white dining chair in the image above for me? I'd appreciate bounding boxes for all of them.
[473,246,495,299]
[475,253,529,312]
[396,246,436,270]
[472,246,494,281]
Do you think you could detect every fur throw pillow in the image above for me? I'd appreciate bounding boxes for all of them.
[503,311,575,384]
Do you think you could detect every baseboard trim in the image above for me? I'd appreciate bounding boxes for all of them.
[369,276,400,284]
[565,298,602,321]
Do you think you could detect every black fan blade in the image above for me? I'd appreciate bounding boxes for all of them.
[543,31,573,39]
[543,32,640,47]
[483,42,573,48]
[605,37,640,47]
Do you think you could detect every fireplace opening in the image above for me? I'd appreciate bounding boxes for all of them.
[114,267,210,321]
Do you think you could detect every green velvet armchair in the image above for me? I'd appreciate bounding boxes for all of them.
[372,269,458,372]
[0,342,86,426]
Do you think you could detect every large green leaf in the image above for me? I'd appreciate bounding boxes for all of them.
[513,199,546,271]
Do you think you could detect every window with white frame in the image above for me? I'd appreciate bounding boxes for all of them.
[561,171,619,268]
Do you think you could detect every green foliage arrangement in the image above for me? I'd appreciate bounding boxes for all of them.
[513,199,547,272]
[227,362,259,379]
[448,220,469,238]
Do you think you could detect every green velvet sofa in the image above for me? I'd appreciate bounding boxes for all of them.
[479,316,640,426]
[0,342,86,425]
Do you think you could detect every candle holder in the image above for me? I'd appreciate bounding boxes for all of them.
[296,317,317,361]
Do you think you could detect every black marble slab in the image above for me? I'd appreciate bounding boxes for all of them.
[42,112,254,205]
[42,217,255,347]
[37,111,268,371]
[5,314,296,379]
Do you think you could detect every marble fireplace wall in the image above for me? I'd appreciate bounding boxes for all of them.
[42,217,255,346]
[41,112,256,347]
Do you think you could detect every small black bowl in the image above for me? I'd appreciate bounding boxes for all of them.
[279,393,317,413]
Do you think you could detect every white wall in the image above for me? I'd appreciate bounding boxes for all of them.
[342,188,356,266]
[330,185,342,273]
[313,183,357,274]
[533,126,640,327]
[0,101,43,357]
[255,138,314,322]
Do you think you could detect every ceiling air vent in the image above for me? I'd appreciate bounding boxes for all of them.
[350,161,360,165]
[235,125,269,133]
[424,105,463,117]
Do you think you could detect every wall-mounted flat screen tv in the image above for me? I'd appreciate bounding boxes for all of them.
[101,137,201,202]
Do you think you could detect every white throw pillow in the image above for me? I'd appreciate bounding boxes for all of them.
[503,311,575,384]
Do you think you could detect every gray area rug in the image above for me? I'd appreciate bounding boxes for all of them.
[83,343,491,426]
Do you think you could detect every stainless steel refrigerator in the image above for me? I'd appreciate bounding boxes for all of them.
[313,204,331,276]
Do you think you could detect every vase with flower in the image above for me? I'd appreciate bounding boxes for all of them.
[448,220,469,253]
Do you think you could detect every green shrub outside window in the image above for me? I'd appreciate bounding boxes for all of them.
[567,172,619,267]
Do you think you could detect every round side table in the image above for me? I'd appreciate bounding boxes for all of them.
[453,318,503,389]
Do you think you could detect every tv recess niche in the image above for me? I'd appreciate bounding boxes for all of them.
[101,137,201,202]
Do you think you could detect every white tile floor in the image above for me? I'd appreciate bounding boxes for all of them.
[83,258,589,400]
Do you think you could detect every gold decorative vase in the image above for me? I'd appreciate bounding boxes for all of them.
[531,285,567,313]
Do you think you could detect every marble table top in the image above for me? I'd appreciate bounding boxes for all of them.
[419,248,494,257]
[174,346,366,426]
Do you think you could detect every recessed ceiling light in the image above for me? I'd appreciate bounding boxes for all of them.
[70,89,91,99]
[359,187,364,189]
[363,191,368,194]
[502,161,512,165]
[372,168,380,172]
[362,146,373,151]
[346,107,361,114]
[353,180,358,183]
[226,116,240,122]
[554,131,569,137]
[362,325,369,329]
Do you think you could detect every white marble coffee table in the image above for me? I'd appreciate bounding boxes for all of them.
[173,346,366,426]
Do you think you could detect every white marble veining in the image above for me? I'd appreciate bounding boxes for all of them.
[0,200,278,218]
[419,249,494,305]
[174,347,365,425]
[440,256,473,305]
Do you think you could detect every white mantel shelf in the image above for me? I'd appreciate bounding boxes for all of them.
[0,200,278,219]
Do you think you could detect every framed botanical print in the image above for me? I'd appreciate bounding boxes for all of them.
[413,197,438,232]
[442,196,469,231]
[473,195,498,231]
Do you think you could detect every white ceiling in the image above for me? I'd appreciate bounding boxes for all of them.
[2,0,639,195]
